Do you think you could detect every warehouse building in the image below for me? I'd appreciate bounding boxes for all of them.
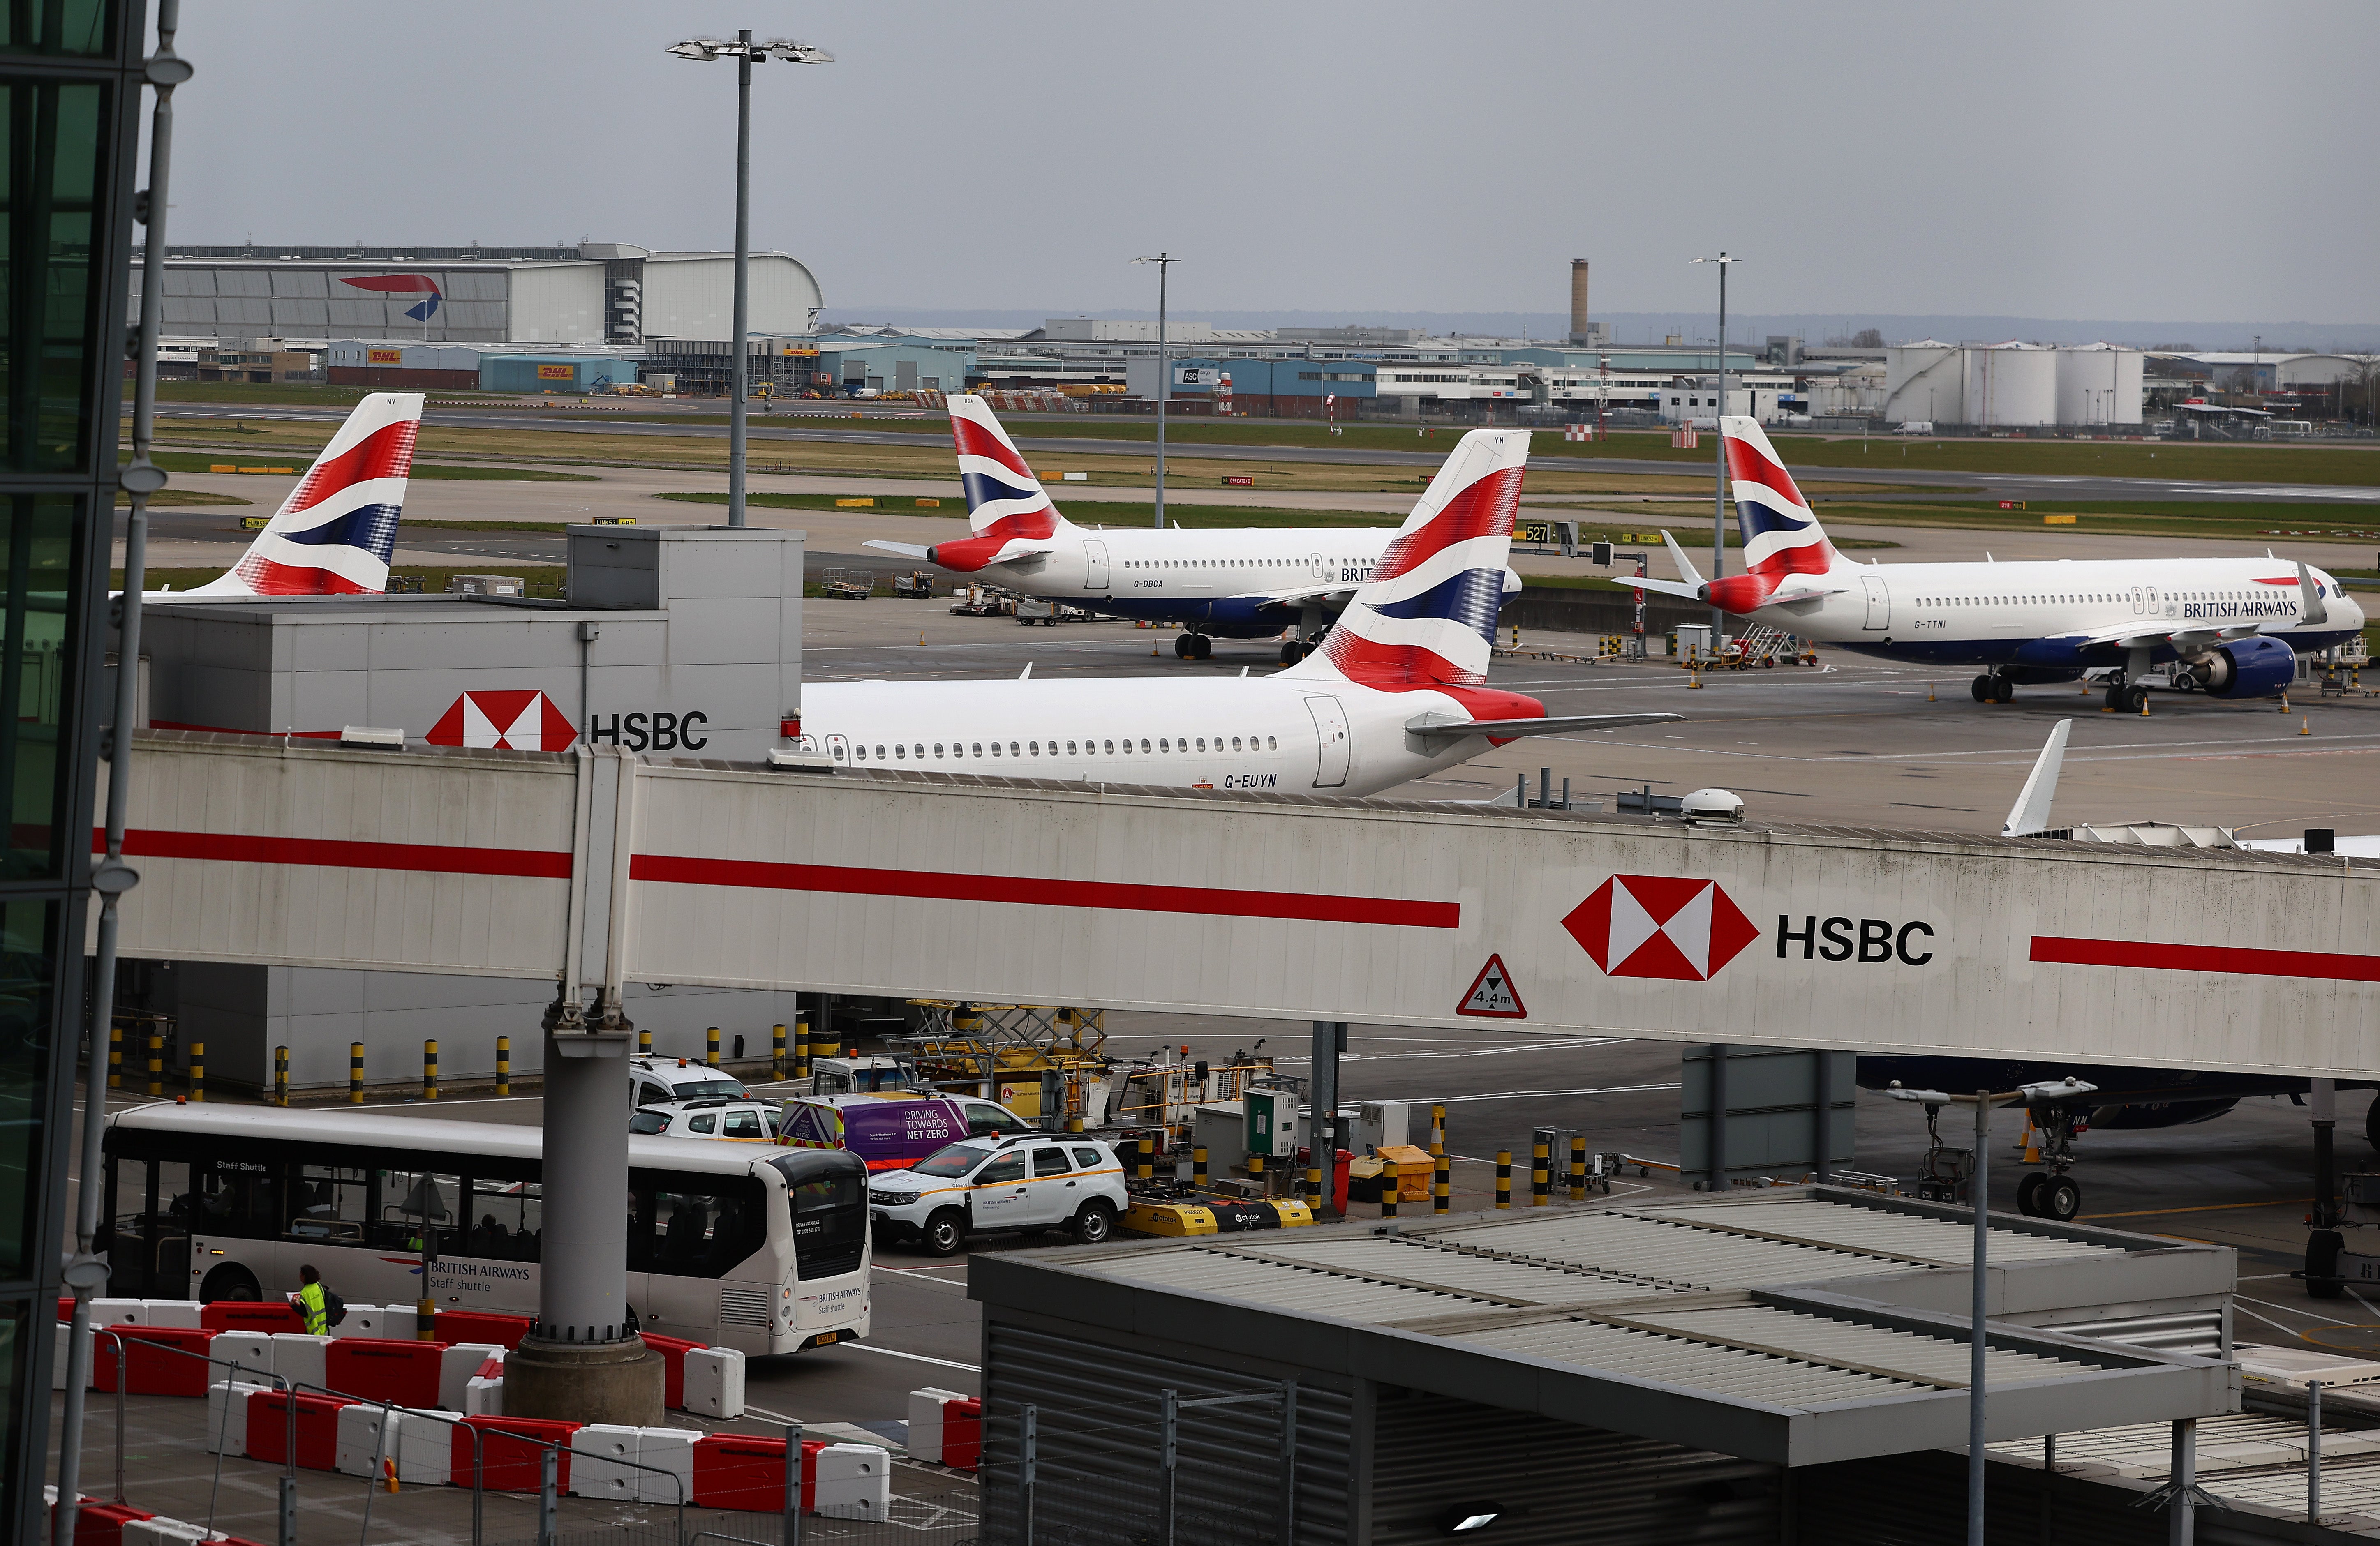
[137,242,823,346]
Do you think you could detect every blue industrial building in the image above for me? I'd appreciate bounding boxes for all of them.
[479,353,641,393]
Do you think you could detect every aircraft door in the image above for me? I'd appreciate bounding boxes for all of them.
[1310,551,1326,579]
[1861,573,1890,630]
[1082,540,1109,591]
[1303,695,1350,788]
[825,735,850,764]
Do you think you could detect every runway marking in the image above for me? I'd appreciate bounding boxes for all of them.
[2080,1197,2310,1220]
[2237,1295,2355,1327]
[873,1265,968,1290]
[845,1343,980,1373]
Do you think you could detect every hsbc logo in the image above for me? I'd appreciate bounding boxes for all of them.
[1564,875,1759,982]
[427,690,576,751]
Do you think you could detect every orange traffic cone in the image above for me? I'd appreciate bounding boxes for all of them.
[917,631,927,648]
[2138,695,2150,717]
[1927,683,1936,702]
[2301,717,2313,736]
[2019,1117,2042,1165]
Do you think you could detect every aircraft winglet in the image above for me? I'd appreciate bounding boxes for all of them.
[2003,719,2071,838]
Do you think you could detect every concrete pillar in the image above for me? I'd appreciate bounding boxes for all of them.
[505,995,664,1424]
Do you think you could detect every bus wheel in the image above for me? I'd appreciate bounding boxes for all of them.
[923,1209,968,1258]
[1071,1201,1115,1246]
[199,1263,261,1304]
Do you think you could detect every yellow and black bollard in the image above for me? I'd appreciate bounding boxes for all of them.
[1531,1137,1550,1207]
[1136,1135,1154,1186]
[274,1046,290,1108]
[638,1026,652,1057]
[1248,1153,1263,1194]
[794,1016,811,1080]
[147,1032,163,1097]
[772,1023,787,1077]
[1381,1160,1399,1219]
[1434,1152,1451,1214]
[189,1042,204,1103]
[706,1026,721,1067]
[350,1042,365,1104]
[423,1039,439,1101]
[1430,1103,1446,1166]
[495,1036,511,1097]
[107,1025,122,1089]
[1192,1146,1208,1188]
[1495,1151,1512,1209]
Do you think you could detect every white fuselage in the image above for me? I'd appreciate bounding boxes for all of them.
[978,526,1393,600]
[1733,556,2364,660]
[799,675,1488,798]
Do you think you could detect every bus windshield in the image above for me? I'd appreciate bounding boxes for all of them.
[911,1142,993,1179]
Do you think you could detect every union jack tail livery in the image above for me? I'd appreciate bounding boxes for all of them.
[180,392,423,597]
[1285,428,1528,689]
[928,393,1078,573]
[1722,415,1837,582]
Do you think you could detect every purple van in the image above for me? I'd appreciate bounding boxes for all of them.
[781,1092,1031,1172]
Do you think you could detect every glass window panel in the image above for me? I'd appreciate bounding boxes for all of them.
[372,1167,462,1256]
[0,898,55,1277]
[0,495,76,880]
[287,1165,368,1244]
[0,2,113,56]
[468,1178,540,1263]
[0,82,111,467]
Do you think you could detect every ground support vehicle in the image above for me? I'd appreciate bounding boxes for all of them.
[869,1134,1128,1255]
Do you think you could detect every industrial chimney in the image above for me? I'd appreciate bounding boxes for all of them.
[1568,259,1591,345]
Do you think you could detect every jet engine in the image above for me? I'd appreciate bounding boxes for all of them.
[2186,634,2297,698]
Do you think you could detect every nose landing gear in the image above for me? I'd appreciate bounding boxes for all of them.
[2012,1105,2084,1221]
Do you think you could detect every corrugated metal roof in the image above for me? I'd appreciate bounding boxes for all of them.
[1430,1209,1895,1289]
[1086,1244,1503,1325]
[1222,1234,1682,1307]
[1621,1197,2118,1267]
[1610,1301,2081,1388]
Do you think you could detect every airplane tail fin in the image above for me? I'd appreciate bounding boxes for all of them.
[182,392,423,597]
[1283,428,1528,687]
[2003,718,2072,838]
[1720,415,1838,582]
[929,393,1074,572]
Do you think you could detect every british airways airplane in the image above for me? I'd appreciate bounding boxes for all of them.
[144,392,423,599]
[1624,417,2364,711]
[865,395,1435,666]
[806,427,1675,795]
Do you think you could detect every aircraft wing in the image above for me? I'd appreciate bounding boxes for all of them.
[863,540,934,560]
[1249,586,1357,607]
[987,539,1058,567]
[1405,710,1682,744]
[2052,620,2267,653]
[1607,575,1704,601]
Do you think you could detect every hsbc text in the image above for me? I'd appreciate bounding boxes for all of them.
[1776,915,1934,966]
[585,711,709,752]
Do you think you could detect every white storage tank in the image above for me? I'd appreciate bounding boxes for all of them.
[1882,341,1964,425]
[2055,344,2144,427]
[1965,342,2058,427]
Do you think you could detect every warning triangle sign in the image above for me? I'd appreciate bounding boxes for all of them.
[1456,954,1527,1019]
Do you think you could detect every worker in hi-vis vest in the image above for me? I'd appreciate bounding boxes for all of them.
[292,1263,330,1335]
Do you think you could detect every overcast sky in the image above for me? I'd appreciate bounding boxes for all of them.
[168,1,2379,328]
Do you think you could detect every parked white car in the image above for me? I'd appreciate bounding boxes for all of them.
[629,1098,784,1142]
[868,1134,1128,1255]
[628,1055,751,1112]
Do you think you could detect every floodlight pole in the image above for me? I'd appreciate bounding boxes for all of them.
[1135,253,1179,529]
[728,28,754,527]
[1692,253,1739,639]
[1969,1087,1989,1546]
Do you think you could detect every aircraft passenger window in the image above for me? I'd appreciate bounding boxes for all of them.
[915,745,924,758]
[1104,740,1114,753]
[1140,739,1151,752]
[1028,741,1039,755]
[990,743,1001,757]
[894,745,906,759]
[1159,739,1169,752]
[1196,738,1206,752]
[1232,737,1242,750]
[1267,736,1276,749]
[934,743,944,757]
[1067,741,1078,755]
[972,743,983,757]
[1010,742,1021,756]
[855,746,866,761]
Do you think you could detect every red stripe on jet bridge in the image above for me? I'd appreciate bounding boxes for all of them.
[631,854,1460,928]
[97,827,573,880]
[2032,935,2380,982]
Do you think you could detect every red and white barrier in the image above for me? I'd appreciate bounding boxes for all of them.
[245,1389,352,1471]
[635,1427,699,1504]
[814,1443,892,1521]
[640,1333,700,1408]
[396,1412,455,1486]
[457,1416,581,1492]
[326,1337,448,1408]
[943,1397,982,1472]
[437,1342,504,1410]
[432,1310,533,1350]
[340,1304,416,1340]
[200,1301,302,1335]
[335,1405,405,1479]
[682,1346,745,1417]
[122,1518,210,1545]
[905,1386,970,1463]
[566,1424,642,1500]
[691,1433,804,1510]
[267,1334,332,1392]
[207,1331,275,1381]
[52,1498,154,1546]
[97,1327,214,1397]
[205,1380,272,1454]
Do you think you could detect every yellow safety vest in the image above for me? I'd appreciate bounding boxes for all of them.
[296,1281,328,1335]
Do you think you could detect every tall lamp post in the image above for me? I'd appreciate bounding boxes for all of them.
[1889,1077,2095,1546]
[669,30,835,527]
[1132,253,1179,530]
[1691,253,1739,639]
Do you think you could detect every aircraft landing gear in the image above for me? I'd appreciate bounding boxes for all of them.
[1279,639,1307,666]
[1174,632,1213,660]
[1971,674,2013,704]
[2104,681,2147,713]
[2013,1105,2084,1221]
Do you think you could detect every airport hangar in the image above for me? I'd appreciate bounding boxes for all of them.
[87,718,2380,1540]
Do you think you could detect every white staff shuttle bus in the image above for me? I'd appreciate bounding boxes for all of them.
[100,1105,871,1357]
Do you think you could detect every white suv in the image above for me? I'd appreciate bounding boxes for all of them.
[869,1135,1127,1256]
[629,1098,783,1142]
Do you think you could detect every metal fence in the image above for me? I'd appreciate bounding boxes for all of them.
[977,1385,1299,1546]
[486,1497,984,1546]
